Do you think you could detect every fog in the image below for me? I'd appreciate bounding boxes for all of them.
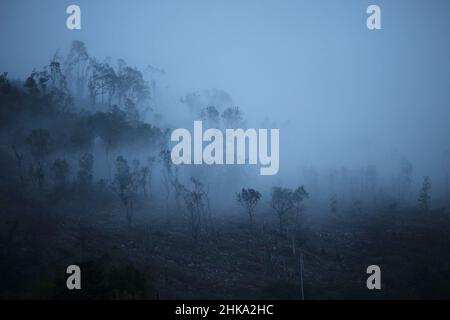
[2,0,450,299]
[3,1,450,175]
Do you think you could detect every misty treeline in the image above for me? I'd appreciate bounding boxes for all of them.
[1,41,449,239]
[0,41,299,241]
[2,40,450,299]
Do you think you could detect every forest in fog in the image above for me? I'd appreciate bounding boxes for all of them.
[1,40,450,299]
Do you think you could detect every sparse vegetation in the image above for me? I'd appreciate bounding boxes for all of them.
[1,40,449,300]
[236,188,261,224]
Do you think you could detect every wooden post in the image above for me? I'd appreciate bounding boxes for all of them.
[299,252,305,300]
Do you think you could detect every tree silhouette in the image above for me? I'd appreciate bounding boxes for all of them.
[182,178,211,240]
[65,40,91,97]
[271,187,294,232]
[113,156,135,224]
[236,188,261,224]
[418,176,431,212]
[292,186,309,227]
[221,106,243,127]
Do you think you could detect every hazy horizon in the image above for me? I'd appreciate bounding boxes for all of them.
[1,0,450,184]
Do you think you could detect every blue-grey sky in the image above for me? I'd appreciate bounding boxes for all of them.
[1,0,450,177]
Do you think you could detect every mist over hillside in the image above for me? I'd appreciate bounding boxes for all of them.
[1,0,450,300]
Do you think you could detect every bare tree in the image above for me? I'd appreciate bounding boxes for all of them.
[292,186,309,228]
[182,178,211,240]
[418,176,431,212]
[113,156,135,224]
[271,187,294,233]
[65,40,91,98]
[236,188,261,224]
[88,59,117,105]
